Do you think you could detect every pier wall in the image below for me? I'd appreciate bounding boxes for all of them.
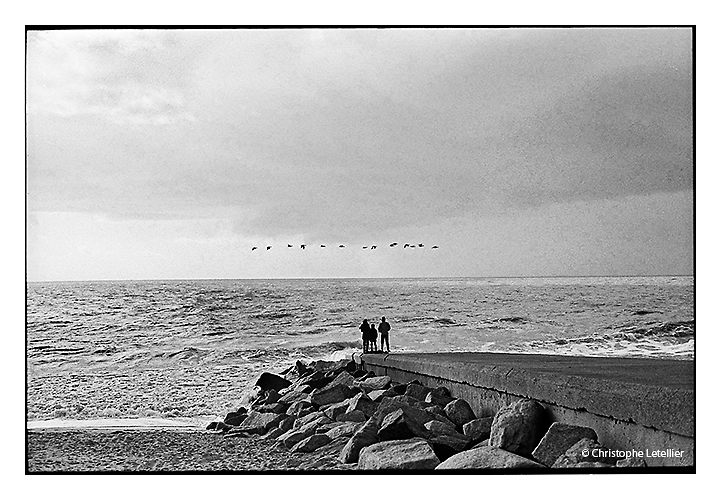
[361,352,694,466]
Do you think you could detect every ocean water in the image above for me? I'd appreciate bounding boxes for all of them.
[26,276,694,424]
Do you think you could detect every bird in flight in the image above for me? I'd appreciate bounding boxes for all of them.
[363,246,368,249]
[390,242,398,247]
[266,246,272,250]
[288,244,293,248]
[432,245,439,249]
[418,243,424,248]
[339,245,345,248]
[320,245,326,248]
[251,247,258,251]
[371,245,377,250]
[300,244,306,249]
[403,244,410,248]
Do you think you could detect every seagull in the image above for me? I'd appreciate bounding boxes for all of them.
[403,244,410,248]
[410,245,416,248]
[363,246,368,249]
[431,245,439,249]
[390,242,398,247]
[266,246,272,251]
[288,244,293,248]
[339,245,345,248]
[300,244,306,249]
[251,247,258,251]
[371,245,377,250]
[320,244,326,248]
[418,243,424,248]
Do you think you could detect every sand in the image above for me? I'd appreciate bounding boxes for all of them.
[26,428,357,472]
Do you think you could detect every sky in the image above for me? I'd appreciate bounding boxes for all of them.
[25,28,694,281]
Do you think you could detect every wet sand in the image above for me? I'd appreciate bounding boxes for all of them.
[27,428,356,472]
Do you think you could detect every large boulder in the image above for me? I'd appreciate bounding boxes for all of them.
[254,402,289,414]
[355,375,392,392]
[405,383,432,401]
[346,392,379,418]
[327,370,356,388]
[278,390,311,406]
[278,420,322,448]
[293,411,332,430]
[489,399,547,457]
[235,410,285,435]
[358,438,440,470]
[286,400,313,417]
[425,419,458,436]
[377,406,433,441]
[373,396,435,425]
[255,372,291,393]
[264,389,281,404]
[262,427,285,440]
[310,384,355,407]
[444,399,477,428]
[425,386,454,407]
[223,411,247,426]
[552,438,617,467]
[290,433,332,453]
[532,423,598,467]
[326,422,363,440]
[428,431,471,452]
[463,417,493,443]
[367,388,397,402]
[436,446,546,469]
[278,415,296,433]
[339,419,379,463]
[337,410,367,423]
[321,399,353,420]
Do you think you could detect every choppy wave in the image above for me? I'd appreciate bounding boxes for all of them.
[26,276,694,421]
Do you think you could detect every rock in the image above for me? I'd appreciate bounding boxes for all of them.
[279,420,322,448]
[473,439,490,448]
[405,383,432,401]
[223,411,247,426]
[326,422,363,440]
[463,417,493,443]
[616,457,647,467]
[236,411,285,435]
[358,438,440,470]
[425,386,454,407]
[262,427,285,440]
[255,372,291,393]
[286,400,313,417]
[278,390,311,406]
[214,421,234,433]
[424,419,458,437]
[346,392,378,418]
[293,411,332,429]
[321,399,353,420]
[327,371,355,388]
[367,388,396,401]
[428,431,471,452]
[531,422,598,467]
[310,384,354,407]
[206,421,219,431]
[489,399,547,457]
[278,415,295,433]
[424,406,457,428]
[264,389,281,404]
[390,383,407,394]
[337,410,367,423]
[339,419,379,463]
[290,433,332,453]
[378,407,432,441]
[444,399,477,428]
[552,438,617,467]
[304,376,336,390]
[254,402,289,414]
[355,375,392,392]
[373,396,435,425]
[436,446,546,469]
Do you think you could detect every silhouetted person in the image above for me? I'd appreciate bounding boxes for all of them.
[369,323,378,352]
[378,316,391,352]
[360,319,371,353]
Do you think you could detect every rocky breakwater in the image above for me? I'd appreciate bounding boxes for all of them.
[206,358,650,470]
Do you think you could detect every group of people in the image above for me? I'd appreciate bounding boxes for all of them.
[359,317,391,353]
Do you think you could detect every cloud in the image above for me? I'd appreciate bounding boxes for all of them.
[26,28,693,244]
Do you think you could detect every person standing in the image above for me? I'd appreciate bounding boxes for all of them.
[378,316,391,352]
[369,323,378,352]
[359,319,371,353]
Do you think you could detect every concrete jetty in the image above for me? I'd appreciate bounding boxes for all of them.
[361,352,694,466]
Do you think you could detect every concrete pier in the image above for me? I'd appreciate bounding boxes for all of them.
[361,352,694,467]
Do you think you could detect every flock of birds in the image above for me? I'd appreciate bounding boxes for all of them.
[250,242,440,251]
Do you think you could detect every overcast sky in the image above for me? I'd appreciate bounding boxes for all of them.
[26,28,693,281]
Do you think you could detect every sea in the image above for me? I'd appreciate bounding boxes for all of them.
[26,276,694,427]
